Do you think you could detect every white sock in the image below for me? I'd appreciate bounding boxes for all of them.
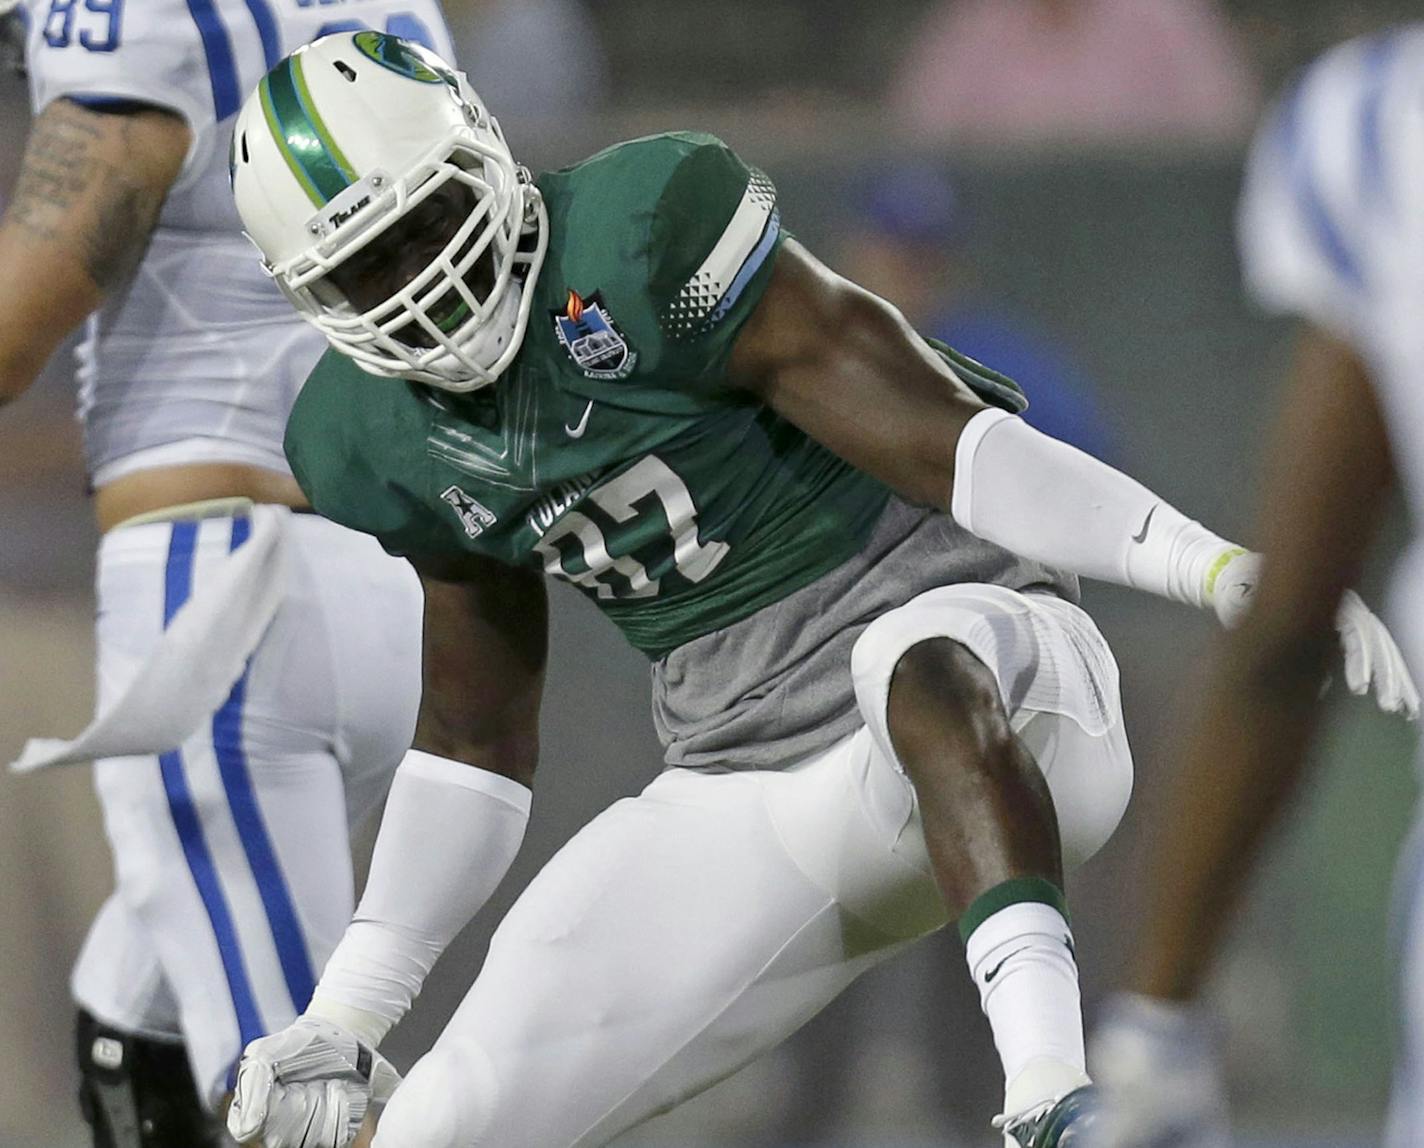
[964,900,1088,1114]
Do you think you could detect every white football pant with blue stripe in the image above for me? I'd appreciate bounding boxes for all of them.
[20,0,448,1108]
[70,511,422,1105]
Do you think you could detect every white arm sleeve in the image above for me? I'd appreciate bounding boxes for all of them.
[952,409,1242,609]
[306,750,531,1047]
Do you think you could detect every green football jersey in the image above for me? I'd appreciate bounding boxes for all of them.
[286,132,1025,657]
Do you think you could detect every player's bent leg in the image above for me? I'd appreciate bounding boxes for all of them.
[374,735,945,1148]
[851,584,1131,878]
[849,584,1131,1133]
[885,634,1065,902]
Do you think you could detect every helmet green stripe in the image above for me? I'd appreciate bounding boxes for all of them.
[259,54,358,207]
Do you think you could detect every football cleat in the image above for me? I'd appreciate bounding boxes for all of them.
[1088,992,1231,1148]
[999,1085,1100,1148]
[76,1009,228,1148]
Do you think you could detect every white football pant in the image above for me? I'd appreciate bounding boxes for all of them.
[374,584,1133,1148]
[71,510,423,1105]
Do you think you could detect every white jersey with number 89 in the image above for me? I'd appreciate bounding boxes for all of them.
[21,0,454,481]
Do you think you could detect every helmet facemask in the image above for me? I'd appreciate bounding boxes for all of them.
[268,104,547,392]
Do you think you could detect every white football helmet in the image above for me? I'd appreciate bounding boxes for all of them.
[231,32,548,391]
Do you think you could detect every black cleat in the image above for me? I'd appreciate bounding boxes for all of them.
[77,1010,229,1148]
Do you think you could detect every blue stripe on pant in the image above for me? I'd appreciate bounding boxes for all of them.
[159,520,266,1052]
[215,517,318,1013]
[157,516,315,1085]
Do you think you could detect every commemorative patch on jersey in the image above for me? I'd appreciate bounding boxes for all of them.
[353,30,457,87]
[552,290,638,380]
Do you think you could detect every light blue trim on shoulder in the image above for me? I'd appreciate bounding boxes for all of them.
[708,209,782,328]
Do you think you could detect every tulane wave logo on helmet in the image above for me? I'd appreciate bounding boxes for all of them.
[352,30,456,86]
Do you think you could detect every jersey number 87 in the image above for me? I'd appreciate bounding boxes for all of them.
[535,456,730,601]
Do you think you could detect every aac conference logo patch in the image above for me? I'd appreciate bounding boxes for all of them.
[552,289,637,380]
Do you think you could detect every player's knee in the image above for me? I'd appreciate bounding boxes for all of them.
[884,637,1013,766]
[375,1039,500,1148]
[75,1010,226,1148]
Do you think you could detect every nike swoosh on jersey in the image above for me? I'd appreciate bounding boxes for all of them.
[1132,504,1157,544]
[565,400,594,438]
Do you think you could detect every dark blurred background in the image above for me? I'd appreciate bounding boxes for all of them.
[2,2,1418,1146]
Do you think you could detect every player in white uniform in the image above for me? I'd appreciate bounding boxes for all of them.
[1090,27,1424,1147]
[0,2,451,1143]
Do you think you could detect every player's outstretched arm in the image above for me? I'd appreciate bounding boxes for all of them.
[729,241,1413,717]
[729,238,1249,612]
[730,240,1414,681]
[0,98,188,403]
[230,556,547,1148]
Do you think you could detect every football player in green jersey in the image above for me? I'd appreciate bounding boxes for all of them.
[220,34,1414,1148]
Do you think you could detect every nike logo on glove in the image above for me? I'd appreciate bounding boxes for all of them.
[565,400,594,439]
[1132,505,1157,544]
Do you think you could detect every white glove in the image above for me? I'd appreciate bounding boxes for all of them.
[1088,993,1230,1148]
[1207,551,1419,719]
[226,1016,401,1148]
[1335,589,1420,718]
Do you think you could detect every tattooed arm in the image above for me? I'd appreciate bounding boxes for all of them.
[0,98,189,404]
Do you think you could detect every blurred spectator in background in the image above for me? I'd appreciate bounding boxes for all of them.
[842,162,1114,458]
[891,0,1260,147]
[452,0,606,158]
